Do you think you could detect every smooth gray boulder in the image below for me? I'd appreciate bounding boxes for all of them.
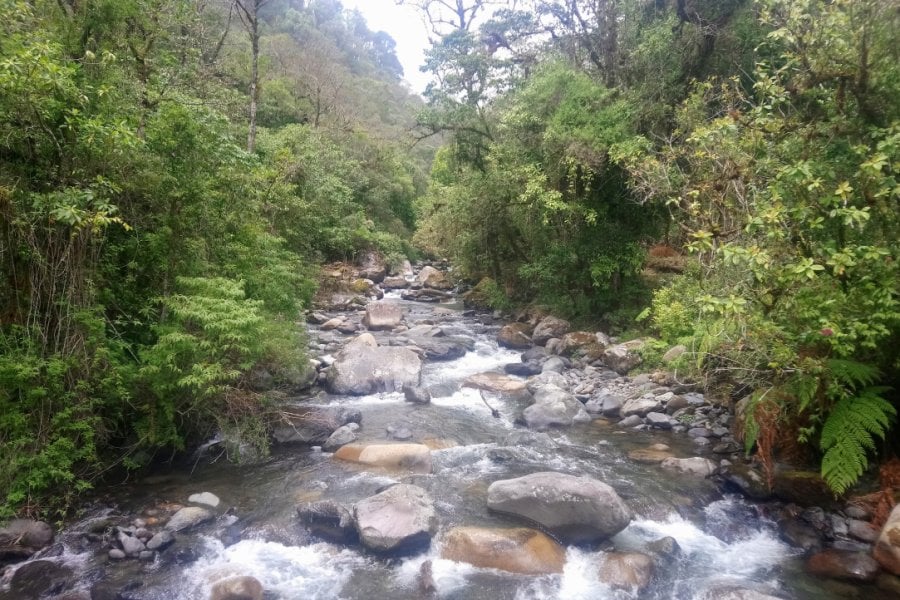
[523,385,591,430]
[486,472,632,543]
[603,343,643,374]
[621,395,663,417]
[323,425,358,451]
[354,484,437,554]
[660,457,717,477]
[188,492,220,508]
[326,333,422,395]
[297,500,358,544]
[417,266,452,290]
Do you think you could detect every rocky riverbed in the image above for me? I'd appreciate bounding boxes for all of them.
[2,261,899,600]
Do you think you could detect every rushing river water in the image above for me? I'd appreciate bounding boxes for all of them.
[3,292,892,600]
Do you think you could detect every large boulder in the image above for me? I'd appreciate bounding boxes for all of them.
[326,333,422,395]
[602,343,643,374]
[874,503,900,575]
[596,552,655,592]
[210,575,264,600]
[486,472,632,544]
[558,332,606,358]
[358,251,387,283]
[334,443,432,474]
[272,406,361,444]
[405,335,472,361]
[362,302,403,330]
[531,316,571,346]
[0,519,54,560]
[497,323,533,349]
[354,484,437,554]
[462,372,528,395]
[8,560,73,599]
[523,385,591,430]
[417,266,452,290]
[440,527,565,575]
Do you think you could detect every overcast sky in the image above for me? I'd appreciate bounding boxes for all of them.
[339,0,434,94]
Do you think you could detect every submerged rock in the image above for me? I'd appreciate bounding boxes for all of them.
[806,549,881,582]
[210,575,264,600]
[297,500,357,544]
[272,406,361,444]
[596,551,655,591]
[188,492,220,509]
[165,506,214,532]
[486,472,632,544]
[354,484,437,554]
[9,559,73,598]
[660,457,717,478]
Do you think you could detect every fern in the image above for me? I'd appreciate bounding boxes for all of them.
[820,386,895,495]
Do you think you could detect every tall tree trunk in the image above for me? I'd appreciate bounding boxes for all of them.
[248,20,259,152]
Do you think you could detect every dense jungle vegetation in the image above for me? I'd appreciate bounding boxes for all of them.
[1,0,898,517]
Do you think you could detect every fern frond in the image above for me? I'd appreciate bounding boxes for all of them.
[826,359,880,389]
[820,387,896,496]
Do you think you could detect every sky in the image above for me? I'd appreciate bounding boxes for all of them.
[339,0,434,94]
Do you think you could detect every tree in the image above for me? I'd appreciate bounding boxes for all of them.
[235,0,271,152]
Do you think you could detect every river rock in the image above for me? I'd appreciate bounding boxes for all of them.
[188,492,221,509]
[117,530,145,556]
[165,506,214,532]
[646,412,675,429]
[540,356,567,373]
[847,519,878,543]
[9,559,73,598]
[695,585,785,600]
[645,536,681,564]
[486,472,632,543]
[463,372,527,395]
[405,335,471,361]
[210,575,264,600]
[297,500,358,544]
[531,316,571,346]
[806,549,880,581]
[440,527,565,575]
[334,443,432,473]
[602,343,643,374]
[621,395,662,417]
[523,385,591,430]
[497,323,533,349]
[559,331,605,357]
[618,415,643,427]
[505,361,543,377]
[403,385,431,404]
[272,406,361,444]
[596,551,655,591]
[323,425,358,451]
[660,457,717,477]
[0,519,54,559]
[362,301,403,330]
[382,275,410,289]
[146,530,175,551]
[417,266,452,290]
[354,484,437,554]
[874,503,900,574]
[720,464,772,500]
[326,333,422,395]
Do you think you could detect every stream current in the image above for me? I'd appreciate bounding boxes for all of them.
[5,291,888,600]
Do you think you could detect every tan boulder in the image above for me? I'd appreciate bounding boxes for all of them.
[462,372,527,395]
[497,323,533,349]
[874,504,900,575]
[334,443,432,474]
[441,527,565,575]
